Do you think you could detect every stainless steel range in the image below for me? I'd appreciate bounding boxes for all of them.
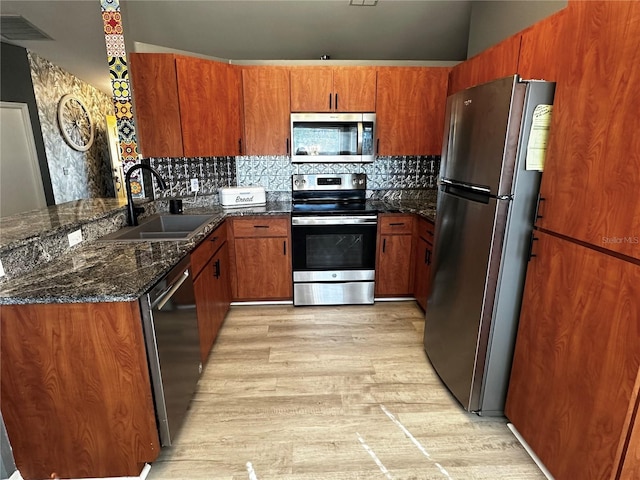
[291,173,378,306]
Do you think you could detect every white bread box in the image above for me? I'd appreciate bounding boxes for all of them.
[219,186,266,208]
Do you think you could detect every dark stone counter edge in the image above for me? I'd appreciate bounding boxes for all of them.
[0,200,436,305]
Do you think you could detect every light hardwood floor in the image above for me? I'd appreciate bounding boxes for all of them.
[147,301,545,480]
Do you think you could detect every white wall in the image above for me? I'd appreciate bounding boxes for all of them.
[467,1,567,58]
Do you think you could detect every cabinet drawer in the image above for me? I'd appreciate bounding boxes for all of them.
[233,217,289,237]
[191,222,227,277]
[416,217,435,243]
[379,214,414,235]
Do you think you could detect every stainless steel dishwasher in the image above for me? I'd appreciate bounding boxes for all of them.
[139,256,202,446]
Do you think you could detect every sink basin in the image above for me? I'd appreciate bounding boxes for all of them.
[99,214,216,242]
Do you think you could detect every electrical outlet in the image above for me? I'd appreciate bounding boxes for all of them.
[68,229,83,247]
[190,178,200,192]
[0,258,4,278]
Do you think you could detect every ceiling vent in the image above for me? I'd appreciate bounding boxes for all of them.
[1,14,52,41]
[349,0,378,6]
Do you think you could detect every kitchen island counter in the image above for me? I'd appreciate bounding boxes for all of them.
[0,196,436,305]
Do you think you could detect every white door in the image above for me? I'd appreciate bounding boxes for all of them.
[0,101,47,217]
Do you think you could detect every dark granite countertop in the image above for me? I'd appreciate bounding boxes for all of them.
[0,197,436,305]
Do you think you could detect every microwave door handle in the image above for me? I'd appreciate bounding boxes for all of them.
[357,121,363,155]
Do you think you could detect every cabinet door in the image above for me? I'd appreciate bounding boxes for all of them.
[0,302,159,479]
[176,57,242,157]
[211,241,231,334]
[129,53,183,157]
[376,67,450,155]
[242,67,291,155]
[332,67,376,112]
[234,237,292,300]
[290,67,333,112]
[413,219,434,311]
[448,33,521,96]
[375,234,414,296]
[194,259,217,363]
[505,231,640,480]
[518,8,567,81]
[535,1,640,261]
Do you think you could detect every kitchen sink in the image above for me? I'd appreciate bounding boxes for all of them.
[99,214,217,242]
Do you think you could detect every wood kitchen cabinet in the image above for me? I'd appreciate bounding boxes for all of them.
[534,0,640,261]
[375,214,415,297]
[413,217,435,311]
[290,66,377,112]
[505,231,640,480]
[447,33,521,96]
[230,216,292,301]
[376,67,450,155]
[129,53,184,158]
[517,8,567,81]
[0,302,160,479]
[176,56,243,157]
[242,66,291,155]
[192,222,231,364]
[129,53,243,157]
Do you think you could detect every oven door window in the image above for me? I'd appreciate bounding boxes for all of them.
[292,224,377,271]
[292,122,358,156]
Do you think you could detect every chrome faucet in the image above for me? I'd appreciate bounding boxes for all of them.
[125,164,168,226]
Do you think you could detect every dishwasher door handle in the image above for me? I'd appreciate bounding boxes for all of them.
[152,270,190,310]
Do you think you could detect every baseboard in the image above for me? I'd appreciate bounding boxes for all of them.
[507,423,555,480]
[9,464,151,480]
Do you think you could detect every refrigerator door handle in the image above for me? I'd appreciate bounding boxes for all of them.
[441,179,491,204]
[441,178,491,194]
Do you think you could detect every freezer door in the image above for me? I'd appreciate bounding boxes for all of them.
[441,76,526,196]
[424,186,509,412]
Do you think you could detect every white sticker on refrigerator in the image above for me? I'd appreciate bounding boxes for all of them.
[526,104,553,171]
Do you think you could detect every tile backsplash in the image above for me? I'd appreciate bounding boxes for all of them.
[149,155,440,200]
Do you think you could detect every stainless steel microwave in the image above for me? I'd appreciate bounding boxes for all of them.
[290,113,376,163]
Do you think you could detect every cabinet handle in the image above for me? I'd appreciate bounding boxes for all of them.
[528,233,539,261]
[283,241,287,255]
[286,138,290,155]
[238,138,243,155]
[253,225,269,229]
[389,222,405,226]
[329,93,332,110]
[424,248,429,265]
[335,92,339,110]
[534,194,545,221]
[210,236,218,243]
[382,238,386,253]
[426,250,432,265]
[213,259,221,279]
[376,138,380,155]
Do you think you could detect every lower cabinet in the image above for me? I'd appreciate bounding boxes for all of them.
[0,302,159,480]
[192,223,231,364]
[505,231,640,480]
[413,218,435,311]
[375,214,415,297]
[230,216,292,301]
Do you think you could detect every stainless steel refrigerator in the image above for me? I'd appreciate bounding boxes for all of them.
[424,75,555,416]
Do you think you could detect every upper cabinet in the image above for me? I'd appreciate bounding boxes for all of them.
[376,67,450,155]
[290,67,377,112]
[129,53,184,158]
[518,8,567,81]
[242,66,291,155]
[176,56,243,157]
[536,0,640,260]
[129,53,242,158]
[448,33,521,96]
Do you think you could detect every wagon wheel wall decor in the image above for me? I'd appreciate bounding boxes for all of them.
[57,94,95,152]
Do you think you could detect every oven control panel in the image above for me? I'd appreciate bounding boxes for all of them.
[292,173,366,191]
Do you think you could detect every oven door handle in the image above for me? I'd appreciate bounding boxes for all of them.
[292,216,378,226]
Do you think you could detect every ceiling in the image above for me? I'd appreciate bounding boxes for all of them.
[0,0,473,94]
